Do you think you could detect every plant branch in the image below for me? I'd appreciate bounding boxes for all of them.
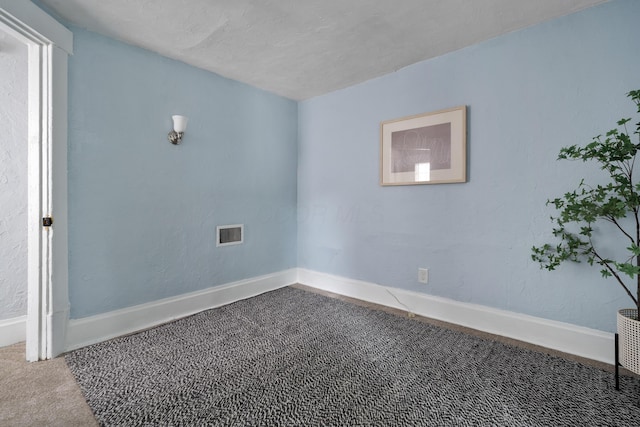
[604,216,635,245]
[591,247,638,306]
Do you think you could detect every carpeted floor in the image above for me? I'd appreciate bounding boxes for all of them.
[65,286,640,426]
[0,341,97,426]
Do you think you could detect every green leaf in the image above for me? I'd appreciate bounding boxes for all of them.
[615,262,640,278]
[628,244,640,256]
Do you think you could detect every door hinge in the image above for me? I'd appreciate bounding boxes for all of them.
[42,217,53,227]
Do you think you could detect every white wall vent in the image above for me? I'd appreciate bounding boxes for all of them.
[216,224,244,247]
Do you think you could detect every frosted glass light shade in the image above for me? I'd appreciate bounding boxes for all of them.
[172,115,188,133]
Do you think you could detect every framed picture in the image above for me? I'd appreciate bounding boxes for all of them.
[380,106,467,186]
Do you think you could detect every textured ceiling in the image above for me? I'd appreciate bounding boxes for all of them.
[39,0,608,100]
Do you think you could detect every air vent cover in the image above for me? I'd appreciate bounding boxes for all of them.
[217,224,243,247]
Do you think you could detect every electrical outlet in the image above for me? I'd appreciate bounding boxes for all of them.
[418,268,429,284]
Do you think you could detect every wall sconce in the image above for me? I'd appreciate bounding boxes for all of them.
[168,115,188,145]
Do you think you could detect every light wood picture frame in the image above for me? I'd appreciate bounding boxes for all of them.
[380,106,467,186]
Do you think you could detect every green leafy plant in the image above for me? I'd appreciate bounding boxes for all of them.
[532,90,640,317]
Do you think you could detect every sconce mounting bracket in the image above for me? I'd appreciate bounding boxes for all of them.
[168,131,184,145]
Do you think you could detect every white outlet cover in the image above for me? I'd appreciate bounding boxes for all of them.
[418,268,429,284]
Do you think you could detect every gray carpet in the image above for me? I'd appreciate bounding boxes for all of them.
[66,286,640,426]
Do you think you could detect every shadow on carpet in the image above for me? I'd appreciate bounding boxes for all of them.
[66,287,640,426]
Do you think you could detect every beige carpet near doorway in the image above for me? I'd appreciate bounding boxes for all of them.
[0,342,97,426]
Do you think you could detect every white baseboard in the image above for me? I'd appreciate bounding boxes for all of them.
[66,269,297,351]
[63,267,615,365]
[0,315,26,347]
[297,269,615,365]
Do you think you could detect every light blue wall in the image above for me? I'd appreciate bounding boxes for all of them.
[298,0,640,332]
[68,28,298,318]
[65,0,639,330]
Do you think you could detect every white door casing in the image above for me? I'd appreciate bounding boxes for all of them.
[0,0,72,360]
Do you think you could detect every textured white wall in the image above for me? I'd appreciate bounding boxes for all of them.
[0,30,28,320]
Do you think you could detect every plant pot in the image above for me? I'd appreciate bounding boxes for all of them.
[617,308,640,375]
